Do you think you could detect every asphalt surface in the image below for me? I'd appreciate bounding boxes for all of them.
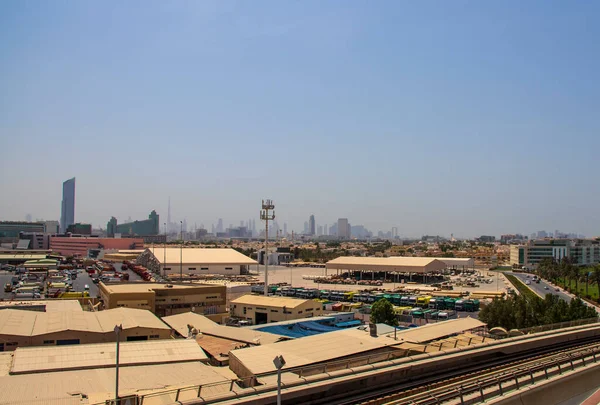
[511,272,572,302]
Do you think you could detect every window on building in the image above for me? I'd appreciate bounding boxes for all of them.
[6,342,18,346]
[149,335,160,339]
[243,307,247,315]
[43,340,55,344]
[188,268,196,270]
[201,267,209,270]
[225,267,233,270]
[270,309,278,313]
[298,311,303,314]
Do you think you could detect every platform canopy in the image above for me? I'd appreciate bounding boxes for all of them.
[326,256,447,274]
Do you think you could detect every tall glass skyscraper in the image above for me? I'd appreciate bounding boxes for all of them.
[60,177,76,233]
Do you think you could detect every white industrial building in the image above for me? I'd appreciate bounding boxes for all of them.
[140,247,257,276]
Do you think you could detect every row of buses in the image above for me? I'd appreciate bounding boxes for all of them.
[268,287,480,312]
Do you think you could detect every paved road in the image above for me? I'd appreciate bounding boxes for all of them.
[511,272,572,302]
[71,270,99,298]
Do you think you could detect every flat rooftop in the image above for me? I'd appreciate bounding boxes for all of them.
[0,361,232,405]
[10,339,207,374]
[100,281,221,293]
[149,247,257,265]
[230,294,315,309]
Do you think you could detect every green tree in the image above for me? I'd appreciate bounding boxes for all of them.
[370,298,398,326]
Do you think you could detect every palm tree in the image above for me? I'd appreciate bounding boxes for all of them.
[572,265,581,296]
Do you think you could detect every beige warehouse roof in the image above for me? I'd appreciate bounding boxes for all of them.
[95,307,170,331]
[100,281,219,293]
[10,339,207,374]
[229,327,399,376]
[31,310,103,335]
[0,310,37,337]
[326,256,447,273]
[162,312,220,336]
[162,311,286,345]
[0,361,231,405]
[231,295,313,309]
[150,247,257,265]
[1,308,169,337]
[439,258,474,266]
[388,317,486,344]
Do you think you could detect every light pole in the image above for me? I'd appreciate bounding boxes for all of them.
[114,324,123,404]
[273,355,286,405]
[261,200,275,296]
[180,220,183,282]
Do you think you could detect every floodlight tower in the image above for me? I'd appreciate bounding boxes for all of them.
[261,199,275,296]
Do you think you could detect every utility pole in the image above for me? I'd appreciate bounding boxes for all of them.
[180,220,183,282]
[114,324,123,404]
[261,199,275,296]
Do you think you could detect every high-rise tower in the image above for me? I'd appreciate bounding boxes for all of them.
[60,177,76,233]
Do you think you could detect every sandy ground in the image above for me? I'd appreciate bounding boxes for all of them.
[255,265,513,294]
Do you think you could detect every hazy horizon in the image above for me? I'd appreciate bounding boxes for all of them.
[1,2,599,238]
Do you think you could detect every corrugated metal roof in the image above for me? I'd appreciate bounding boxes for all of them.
[1,308,169,337]
[326,256,447,273]
[0,310,37,336]
[385,317,485,344]
[95,307,170,331]
[229,327,398,376]
[0,254,47,260]
[10,339,208,374]
[230,295,313,309]
[0,361,231,405]
[162,312,219,336]
[149,247,257,265]
[100,281,219,293]
[161,312,286,344]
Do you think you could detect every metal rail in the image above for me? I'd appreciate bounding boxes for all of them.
[342,341,600,405]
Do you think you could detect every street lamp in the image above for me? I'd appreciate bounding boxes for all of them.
[260,200,275,296]
[180,220,183,282]
[114,324,123,403]
[273,355,286,405]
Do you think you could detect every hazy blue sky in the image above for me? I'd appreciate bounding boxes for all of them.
[1,1,599,238]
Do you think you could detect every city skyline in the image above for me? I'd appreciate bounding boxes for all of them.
[2,2,600,238]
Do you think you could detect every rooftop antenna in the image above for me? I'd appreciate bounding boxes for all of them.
[260,199,275,296]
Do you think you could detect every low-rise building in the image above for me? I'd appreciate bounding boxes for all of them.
[50,235,144,257]
[137,247,257,276]
[0,307,171,351]
[230,295,323,325]
[510,239,600,268]
[98,282,227,318]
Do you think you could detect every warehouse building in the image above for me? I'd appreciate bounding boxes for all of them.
[0,307,171,351]
[137,247,257,277]
[98,281,227,319]
[230,295,323,325]
[326,256,448,277]
[162,311,287,365]
[0,340,233,404]
[50,235,144,257]
[229,318,485,383]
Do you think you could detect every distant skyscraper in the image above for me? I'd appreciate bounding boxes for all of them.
[25,214,32,222]
[337,218,350,239]
[309,215,315,236]
[217,218,224,233]
[317,225,323,236]
[283,223,288,237]
[167,197,171,234]
[323,223,327,236]
[60,177,75,233]
[304,221,309,234]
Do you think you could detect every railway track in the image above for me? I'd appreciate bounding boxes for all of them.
[323,338,600,405]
